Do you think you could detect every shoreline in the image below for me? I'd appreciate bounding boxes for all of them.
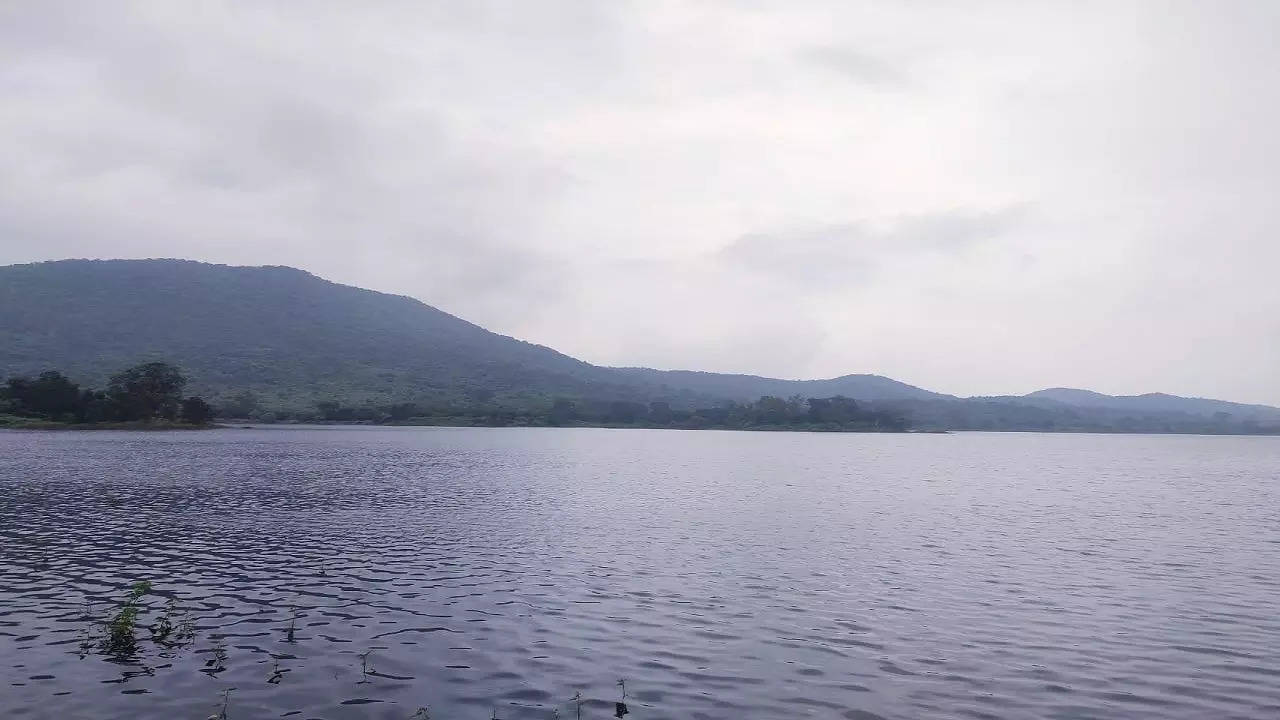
[6,418,1279,436]
[0,417,223,431]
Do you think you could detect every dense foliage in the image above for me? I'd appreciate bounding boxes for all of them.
[279,393,908,431]
[2,362,212,425]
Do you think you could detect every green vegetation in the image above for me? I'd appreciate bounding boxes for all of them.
[0,259,690,415]
[290,393,908,431]
[0,260,927,420]
[870,397,1280,435]
[1,361,216,427]
[89,580,195,660]
[2,259,1277,435]
[71,574,636,720]
[103,581,151,657]
[1,363,908,431]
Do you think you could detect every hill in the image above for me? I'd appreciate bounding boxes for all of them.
[0,259,695,412]
[610,368,949,402]
[1023,388,1280,423]
[2,259,1277,434]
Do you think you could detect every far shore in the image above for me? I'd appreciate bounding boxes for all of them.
[0,416,223,431]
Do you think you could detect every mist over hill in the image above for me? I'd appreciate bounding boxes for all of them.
[3,259,1277,434]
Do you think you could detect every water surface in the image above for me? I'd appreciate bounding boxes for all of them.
[2,427,1279,719]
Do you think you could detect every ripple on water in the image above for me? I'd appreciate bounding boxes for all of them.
[1,428,1279,719]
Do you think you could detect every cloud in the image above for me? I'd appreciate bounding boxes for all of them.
[718,207,1029,291]
[2,1,1279,402]
[799,46,908,88]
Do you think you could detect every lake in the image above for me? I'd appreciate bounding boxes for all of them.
[2,427,1279,719]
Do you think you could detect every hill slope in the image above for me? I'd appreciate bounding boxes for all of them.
[611,368,949,402]
[0,259,677,410]
[2,258,1277,433]
[1024,388,1280,423]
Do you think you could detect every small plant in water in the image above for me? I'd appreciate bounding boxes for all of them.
[175,606,197,644]
[101,581,151,657]
[410,708,431,720]
[356,649,374,684]
[150,597,178,644]
[203,637,228,674]
[614,678,630,718]
[77,624,99,659]
[207,687,234,720]
[285,606,298,643]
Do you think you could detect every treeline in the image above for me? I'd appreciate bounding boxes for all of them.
[279,394,910,431]
[879,397,1280,435]
[1,363,214,425]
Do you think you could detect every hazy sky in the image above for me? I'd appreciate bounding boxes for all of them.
[3,1,1279,403]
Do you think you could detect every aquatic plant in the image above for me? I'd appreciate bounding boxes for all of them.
[203,637,228,674]
[615,678,630,718]
[102,581,151,657]
[357,649,373,684]
[206,687,234,720]
[175,606,197,644]
[150,597,176,643]
[267,659,285,685]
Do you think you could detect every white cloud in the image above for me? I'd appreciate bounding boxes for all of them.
[2,0,1278,402]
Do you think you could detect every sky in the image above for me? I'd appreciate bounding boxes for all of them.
[3,1,1279,404]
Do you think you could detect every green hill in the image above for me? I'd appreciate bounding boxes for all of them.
[3,258,1277,434]
[610,367,948,402]
[0,259,688,412]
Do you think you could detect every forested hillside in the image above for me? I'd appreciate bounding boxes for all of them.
[3,259,1277,434]
[0,259,693,412]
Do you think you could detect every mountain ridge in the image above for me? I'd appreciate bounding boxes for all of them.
[2,258,1276,431]
[1019,387,1280,422]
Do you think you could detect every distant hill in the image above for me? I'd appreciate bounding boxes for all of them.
[2,259,1277,433]
[610,368,949,402]
[1023,388,1280,423]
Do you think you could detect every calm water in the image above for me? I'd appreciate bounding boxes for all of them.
[2,428,1279,720]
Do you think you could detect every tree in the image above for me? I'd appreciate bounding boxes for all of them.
[754,396,791,425]
[107,362,187,421]
[180,396,214,424]
[548,398,576,425]
[807,396,859,424]
[648,401,673,425]
[76,389,112,423]
[384,402,419,422]
[606,400,645,424]
[220,390,259,418]
[3,370,82,418]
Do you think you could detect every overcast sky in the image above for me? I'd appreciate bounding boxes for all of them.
[3,1,1279,403]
